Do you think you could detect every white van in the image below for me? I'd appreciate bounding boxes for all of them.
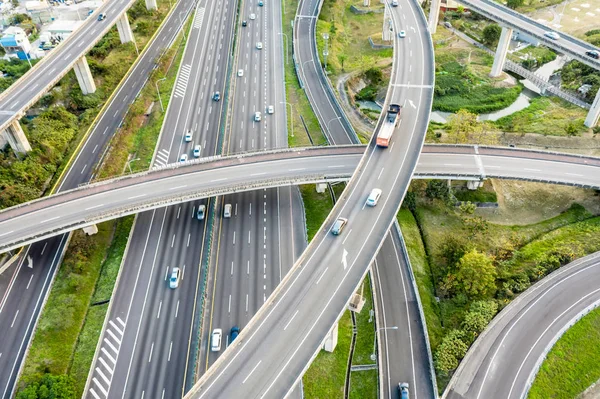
[224,204,232,218]
[391,0,398,6]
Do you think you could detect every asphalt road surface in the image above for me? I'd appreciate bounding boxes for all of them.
[0,0,196,396]
[197,2,306,396]
[83,0,236,397]
[445,251,600,399]
[185,0,435,394]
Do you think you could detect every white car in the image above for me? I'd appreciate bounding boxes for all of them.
[184,130,192,142]
[238,69,244,77]
[193,145,201,157]
[544,31,560,40]
[398,30,406,38]
[249,13,256,20]
[179,154,188,162]
[254,111,262,122]
[211,328,223,352]
[267,105,274,114]
[366,188,382,207]
[169,267,180,289]
[256,41,263,49]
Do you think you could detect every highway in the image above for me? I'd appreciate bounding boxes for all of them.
[197,0,307,389]
[372,223,435,399]
[0,0,147,135]
[0,0,197,396]
[445,251,600,399]
[457,0,600,70]
[185,0,435,393]
[82,0,237,397]
[3,145,600,255]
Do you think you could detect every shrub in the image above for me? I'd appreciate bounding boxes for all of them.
[355,85,377,101]
[462,300,498,340]
[17,374,76,399]
[434,329,469,374]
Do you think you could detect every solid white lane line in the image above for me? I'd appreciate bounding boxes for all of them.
[242,360,262,384]
[283,310,299,331]
[0,231,13,237]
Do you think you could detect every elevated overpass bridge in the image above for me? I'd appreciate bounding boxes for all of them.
[0,144,599,255]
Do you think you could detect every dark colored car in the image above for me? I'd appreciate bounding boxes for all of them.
[242,20,247,27]
[331,217,348,235]
[212,91,220,101]
[230,326,240,342]
[585,50,599,59]
[97,13,106,21]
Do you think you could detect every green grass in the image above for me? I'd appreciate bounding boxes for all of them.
[349,369,378,399]
[300,185,334,241]
[528,307,600,399]
[454,187,498,203]
[17,222,115,389]
[303,311,353,398]
[352,276,376,366]
[494,96,588,136]
[283,0,328,147]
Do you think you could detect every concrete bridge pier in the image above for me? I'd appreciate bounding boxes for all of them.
[585,88,600,128]
[82,225,99,236]
[322,322,339,352]
[116,13,135,44]
[145,0,157,10]
[490,27,513,77]
[3,120,31,155]
[73,56,97,94]
[428,0,442,33]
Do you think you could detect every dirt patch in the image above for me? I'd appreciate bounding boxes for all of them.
[476,179,600,224]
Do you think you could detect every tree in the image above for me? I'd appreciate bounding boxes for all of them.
[434,329,469,374]
[506,0,524,9]
[446,109,482,144]
[564,122,579,136]
[482,24,502,46]
[438,235,469,272]
[425,180,450,201]
[402,191,417,212]
[452,249,496,298]
[459,201,476,215]
[338,54,347,71]
[464,216,489,238]
[17,374,76,399]
[462,300,498,340]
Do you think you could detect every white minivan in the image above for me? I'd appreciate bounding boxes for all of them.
[224,203,232,218]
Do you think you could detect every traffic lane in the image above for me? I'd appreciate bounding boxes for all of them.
[126,202,205,398]
[447,252,600,399]
[0,237,67,399]
[58,0,197,190]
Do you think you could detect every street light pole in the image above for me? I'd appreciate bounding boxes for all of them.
[282,101,294,138]
[371,326,398,362]
[279,32,289,64]
[155,77,167,112]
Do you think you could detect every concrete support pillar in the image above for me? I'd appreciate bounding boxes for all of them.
[73,56,96,94]
[467,180,483,190]
[116,13,134,44]
[145,0,157,10]
[585,88,600,128]
[3,120,31,154]
[315,183,327,193]
[82,224,99,236]
[428,0,441,33]
[490,27,513,78]
[322,323,338,352]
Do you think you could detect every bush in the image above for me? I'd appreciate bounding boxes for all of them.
[17,374,77,399]
[462,300,498,340]
[364,67,382,85]
[482,24,501,46]
[355,85,378,101]
[434,329,469,374]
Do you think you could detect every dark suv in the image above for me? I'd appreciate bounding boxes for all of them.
[585,50,599,59]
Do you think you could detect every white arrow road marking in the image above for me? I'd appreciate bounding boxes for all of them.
[27,255,33,269]
[409,100,416,109]
[342,249,348,270]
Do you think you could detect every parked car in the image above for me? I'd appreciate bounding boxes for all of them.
[331,217,348,235]
[585,50,600,59]
[169,267,180,289]
[544,31,560,40]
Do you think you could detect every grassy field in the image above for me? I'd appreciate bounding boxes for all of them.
[352,276,376,366]
[303,311,353,398]
[494,96,588,136]
[349,369,378,399]
[300,185,334,241]
[315,0,393,79]
[432,27,522,113]
[528,306,600,399]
